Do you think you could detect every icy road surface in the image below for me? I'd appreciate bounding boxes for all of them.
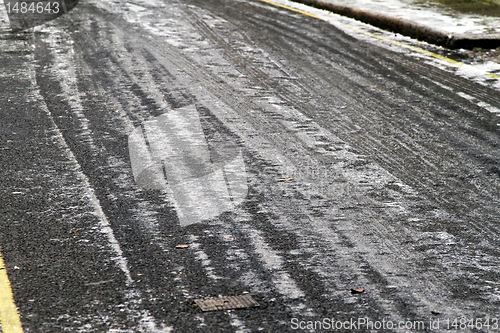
[1,0,500,331]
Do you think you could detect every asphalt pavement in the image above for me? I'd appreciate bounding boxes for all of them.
[1,0,500,332]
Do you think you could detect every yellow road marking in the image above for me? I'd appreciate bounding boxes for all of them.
[257,0,322,19]
[256,0,500,80]
[0,250,23,333]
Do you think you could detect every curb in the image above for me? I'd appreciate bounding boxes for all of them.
[291,0,500,49]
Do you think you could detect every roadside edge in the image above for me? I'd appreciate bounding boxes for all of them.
[291,0,500,49]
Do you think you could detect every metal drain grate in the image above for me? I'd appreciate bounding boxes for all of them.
[194,295,260,311]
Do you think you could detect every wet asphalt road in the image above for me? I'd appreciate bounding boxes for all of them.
[2,0,500,332]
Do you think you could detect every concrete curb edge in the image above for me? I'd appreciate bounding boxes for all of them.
[291,0,500,49]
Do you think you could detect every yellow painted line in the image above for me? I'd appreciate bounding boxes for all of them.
[258,0,322,19]
[486,72,500,79]
[256,0,500,80]
[342,26,500,79]
[0,250,23,333]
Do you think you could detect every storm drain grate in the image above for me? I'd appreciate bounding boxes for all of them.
[194,295,259,311]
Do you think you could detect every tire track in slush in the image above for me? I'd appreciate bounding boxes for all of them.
[32,24,173,332]
[128,0,500,320]
[208,0,500,253]
[34,12,266,331]
[37,2,325,327]
[107,0,465,321]
[71,6,339,327]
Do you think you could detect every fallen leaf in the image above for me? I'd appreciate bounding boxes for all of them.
[350,288,365,294]
[277,177,294,181]
[69,230,81,234]
[175,244,189,249]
